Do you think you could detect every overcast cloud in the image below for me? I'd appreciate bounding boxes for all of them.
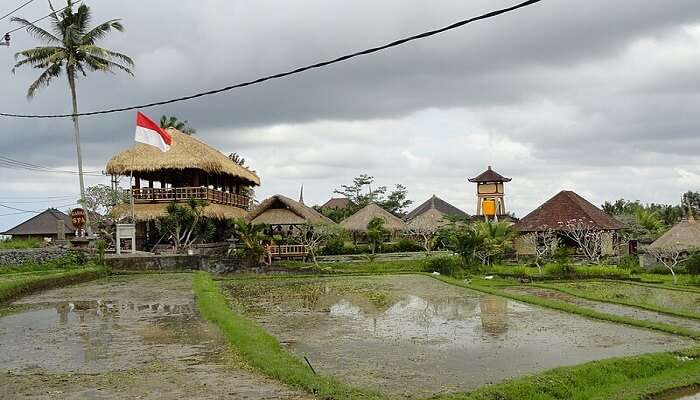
[1,0,700,230]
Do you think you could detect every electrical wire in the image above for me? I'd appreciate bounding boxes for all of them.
[0,0,542,119]
[0,155,103,176]
[0,0,34,22]
[0,203,39,213]
[4,0,81,35]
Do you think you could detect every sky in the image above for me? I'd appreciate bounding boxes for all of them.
[1,0,700,232]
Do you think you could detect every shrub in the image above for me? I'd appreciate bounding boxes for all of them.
[384,238,423,253]
[95,240,107,266]
[320,236,345,255]
[685,252,700,276]
[618,255,641,272]
[423,256,462,277]
[0,237,42,249]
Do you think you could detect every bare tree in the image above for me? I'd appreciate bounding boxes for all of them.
[405,219,442,256]
[646,245,687,284]
[559,219,606,263]
[522,229,560,274]
[295,223,343,266]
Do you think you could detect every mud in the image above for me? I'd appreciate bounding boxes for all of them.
[653,385,700,400]
[506,286,700,333]
[225,275,693,398]
[0,274,309,400]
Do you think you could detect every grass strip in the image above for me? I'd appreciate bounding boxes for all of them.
[428,274,700,339]
[434,347,700,400]
[192,272,382,400]
[534,282,700,321]
[0,267,106,303]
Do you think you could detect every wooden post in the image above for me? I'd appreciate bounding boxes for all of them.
[56,220,65,241]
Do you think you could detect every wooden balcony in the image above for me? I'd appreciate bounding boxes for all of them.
[130,187,250,209]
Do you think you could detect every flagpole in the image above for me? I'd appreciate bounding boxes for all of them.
[130,152,135,223]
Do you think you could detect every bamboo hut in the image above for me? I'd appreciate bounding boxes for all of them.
[106,128,260,248]
[340,203,407,235]
[642,216,700,269]
[405,195,469,231]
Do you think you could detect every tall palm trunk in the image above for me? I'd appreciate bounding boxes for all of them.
[67,67,90,233]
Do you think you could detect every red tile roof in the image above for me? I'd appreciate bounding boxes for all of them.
[468,166,511,183]
[512,191,624,232]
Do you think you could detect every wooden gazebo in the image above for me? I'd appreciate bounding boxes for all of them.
[106,129,260,248]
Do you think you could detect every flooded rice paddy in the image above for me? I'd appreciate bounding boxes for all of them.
[505,286,700,333]
[545,281,700,317]
[0,274,309,400]
[224,274,694,398]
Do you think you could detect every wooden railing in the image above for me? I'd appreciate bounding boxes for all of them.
[130,187,250,209]
[266,244,309,259]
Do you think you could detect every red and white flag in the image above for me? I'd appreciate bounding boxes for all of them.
[134,112,172,152]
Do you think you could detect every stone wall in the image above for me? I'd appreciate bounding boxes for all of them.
[105,253,255,274]
[0,248,71,266]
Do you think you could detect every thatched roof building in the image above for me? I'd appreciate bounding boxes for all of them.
[513,191,624,232]
[109,202,247,222]
[340,203,407,233]
[106,129,260,186]
[1,208,75,240]
[648,217,700,251]
[248,195,335,226]
[320,197,355,211]
[405,195,469,222]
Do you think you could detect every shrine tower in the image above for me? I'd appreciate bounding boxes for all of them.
[468,166,511,220]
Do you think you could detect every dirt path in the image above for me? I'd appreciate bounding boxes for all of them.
[0,274,310,400]
[505,286,700,333]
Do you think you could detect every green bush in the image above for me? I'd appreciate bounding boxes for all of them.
[685,252,700,276]
[0,237,42,249]
[618,255,641,272]
[95,240,107,266]
[320,236,345,255]
[423,256,462,277]
[386,238,423,253]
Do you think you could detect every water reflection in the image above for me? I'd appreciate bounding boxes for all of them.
[326,292,510,339]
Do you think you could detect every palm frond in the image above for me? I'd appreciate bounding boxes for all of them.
[10,17,62,45]
[81,19,124,44]
[83,54,133,75]
[26,64,63,98]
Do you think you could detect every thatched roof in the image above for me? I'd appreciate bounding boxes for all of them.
[405,195,469,222]
[2,208,75,236]
[320,197,355,210]
[340,203,407,233]
[513,190,624,232]
[247,195,335,226]
[109,202,247,222]
[468,166,511,183]
[648,217,700,251]
[105,129,260,185]
[406,208,452,232]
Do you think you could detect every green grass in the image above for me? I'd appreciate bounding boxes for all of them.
[537,281,700,321]
[436,347,700,400]
[0,237,42,249]
[193,272,382,400]
[430,274,700,339]
[0,266,106,303]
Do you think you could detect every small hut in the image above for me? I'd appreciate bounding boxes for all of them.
[106,129,260,248]
[248,194,335,231]
[512,190,624,256]
[1,208,75,241]
[642,216,700,268]
[320,197,355,211]
[405,195,468,225]
[340,203,407,236]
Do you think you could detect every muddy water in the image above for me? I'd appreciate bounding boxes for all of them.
[225,275,694,399]
[654,385,700,399]
[0,274,309,400]
[505,286,700,333]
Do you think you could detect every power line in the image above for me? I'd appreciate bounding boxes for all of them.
[0,202,78,217]
[0,155,103,176]
[0,0,542,119]
[0,194,77,200]
[0,203,38,213]
[0,0,34,22]
[4,0,81,35]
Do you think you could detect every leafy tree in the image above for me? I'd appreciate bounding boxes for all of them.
[366,217,388,255]
[158,199,213,252]
[230,219,267,261]
[160,115,196,135]
[79,184,129,246]
[334,175,412,216]
[228,152,246,166]
[474,220,515,266]
[12,0,133,224]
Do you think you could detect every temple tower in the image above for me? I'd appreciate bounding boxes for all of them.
[468,166,511,220]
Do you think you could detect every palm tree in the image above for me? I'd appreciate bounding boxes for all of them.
[160,115,196,135]
[12,1,133,230]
